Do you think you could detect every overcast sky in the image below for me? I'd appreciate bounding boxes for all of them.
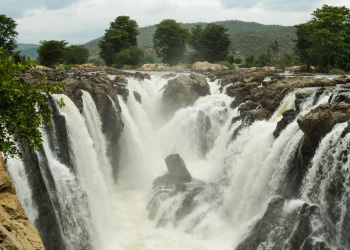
[1,0,350,44]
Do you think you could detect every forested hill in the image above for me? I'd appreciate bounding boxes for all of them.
[17,20,296,61]
[85,20,296,60]
[16,43,39,59]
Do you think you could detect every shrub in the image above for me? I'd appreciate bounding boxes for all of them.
[329,68,345,75]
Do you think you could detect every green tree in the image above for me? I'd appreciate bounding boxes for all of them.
[99,16,139,66]
[189,23,231,63]
[243,55,256,68]
[113,46,144,68]
[64,45,89,64]
[37,40,68,67]
[188,25,205,62]
[294,23,314,70]
[295,5,350,71]
[201,24,231,63]
[153,19,190,66]
[0,15,18,55]
[269,40,281,67]
[0,48,63,160]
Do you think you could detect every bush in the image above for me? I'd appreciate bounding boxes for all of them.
[114,46,144,68]
[329,68,345,75]
[0,49,63,159]
[217,60,234,70]
[64,45,89,64]
[37,40,67,67]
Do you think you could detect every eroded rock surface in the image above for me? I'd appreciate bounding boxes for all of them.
[298,102,350,154]
[0,155,44,250]
[191,61,228,71]
[162,74,210,114]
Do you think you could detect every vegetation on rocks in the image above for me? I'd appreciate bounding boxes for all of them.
[0,49,63,159]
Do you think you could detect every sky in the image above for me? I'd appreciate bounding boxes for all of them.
[1,0,350,45]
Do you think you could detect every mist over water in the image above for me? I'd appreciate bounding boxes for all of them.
[6,72,350,249]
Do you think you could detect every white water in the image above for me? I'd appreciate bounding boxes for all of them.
[6,73,350,249]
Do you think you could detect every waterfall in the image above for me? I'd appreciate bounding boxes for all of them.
[6,72,350,250]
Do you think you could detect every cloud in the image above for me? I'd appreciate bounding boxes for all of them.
[1,0,79,18]
[7,0,350,44]
[220,0,319,12]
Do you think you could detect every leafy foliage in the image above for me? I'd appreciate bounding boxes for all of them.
[0,49,63,160]
[37,40,68,67]
[295,5,350,71]
[99,16,139,66]
[0,15,18,55]
[189,23,231,63]
[153,19,190,66]
[113,46,144,68]
[64,44,89,64]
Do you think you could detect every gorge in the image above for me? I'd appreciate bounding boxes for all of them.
[4,67,350,250]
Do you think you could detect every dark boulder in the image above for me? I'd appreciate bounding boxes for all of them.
[273,109,298,138]
[133,91,142,103]
[162,74,210,114]
[134,72,150,81]
[165,154,192,184]
[297,102,350,153]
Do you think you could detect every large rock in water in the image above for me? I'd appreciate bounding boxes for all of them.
[162,74,210,114]
[0,155,44,250]
[165,154,192,184]
[297,102,350,152]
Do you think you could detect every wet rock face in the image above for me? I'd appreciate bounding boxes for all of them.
[226,76,335,122]
[162,74,210,114]
[273,109,298,138]
[165,154,192,184]
[235,198,336,250]
[133,91,142,103]
[0,154,45,250]
[297,102,350,152]
[59,72,124,179]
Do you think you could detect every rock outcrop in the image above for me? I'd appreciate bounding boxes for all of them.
[191,61,228,71]
[297,102,350,154]
[162,74,210,114]
[235,197,333,250]
[228,77,335,123]
[165,154,192,184]
[0,154,44,250]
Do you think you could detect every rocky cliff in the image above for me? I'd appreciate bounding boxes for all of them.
[0,154,44,250]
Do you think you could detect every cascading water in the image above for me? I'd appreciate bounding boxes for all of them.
[6,71,350,250]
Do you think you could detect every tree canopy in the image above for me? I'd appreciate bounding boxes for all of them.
[0,15,18,55]
[37,40,68,67]
[189,24,231,63]
[0,49,63,160]
[64,44,89,64]
[295,5,350,71]
[153,19,190,66]
[99,16,139,66]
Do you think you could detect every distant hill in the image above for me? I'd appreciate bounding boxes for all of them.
[16,20,297,62]
[16,43,39,59]
[84,20,297,61]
